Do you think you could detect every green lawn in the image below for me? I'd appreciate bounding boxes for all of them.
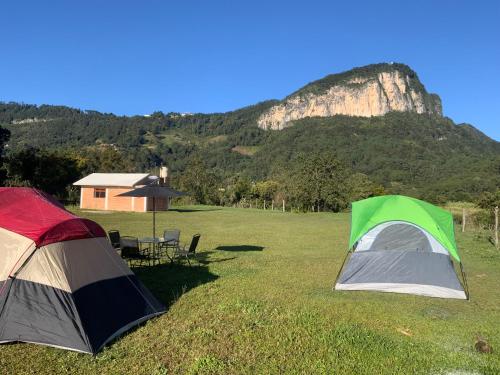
[1,206,499,374]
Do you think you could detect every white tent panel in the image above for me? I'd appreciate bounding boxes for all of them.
[335,282,467,299]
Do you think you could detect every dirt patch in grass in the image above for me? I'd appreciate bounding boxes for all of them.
[231,145,260,156]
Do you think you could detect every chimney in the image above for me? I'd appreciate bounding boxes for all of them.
[159,166,169,186]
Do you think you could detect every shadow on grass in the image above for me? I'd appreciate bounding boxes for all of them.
[215,245,264,252]
[168,208,222,213]
[488,236,496,247]
[97,262,218,352]
[99,256,222,352]
[133,263,218,308]
[194,250,236,265]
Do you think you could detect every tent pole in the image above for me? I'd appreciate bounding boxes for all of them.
[459,262,470,300]
[333,249,352,291]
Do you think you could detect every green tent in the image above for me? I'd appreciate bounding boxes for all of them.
[336,195,468,299]
[349,195,460,261]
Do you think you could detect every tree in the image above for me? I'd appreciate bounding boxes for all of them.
[224,176,252,204]
[252,180,279,201]
[477,189,500,210]
[5,147,81,197]
[0,125,10,184]
[284,151,350,212]
[347,173,385,202]
[75,146,135,174]
[178,155,221,205]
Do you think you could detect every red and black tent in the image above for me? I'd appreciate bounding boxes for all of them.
[0,187,165,354]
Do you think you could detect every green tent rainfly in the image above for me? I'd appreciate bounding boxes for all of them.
[336,195,468,299]
[349,195,460,261]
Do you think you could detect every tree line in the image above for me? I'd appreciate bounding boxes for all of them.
[175,152,385,212]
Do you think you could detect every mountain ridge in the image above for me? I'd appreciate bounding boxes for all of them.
[258,63,442,130]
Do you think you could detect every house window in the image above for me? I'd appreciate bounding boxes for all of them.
[94,188,106,198]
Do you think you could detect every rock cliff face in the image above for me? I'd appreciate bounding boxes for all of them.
[257,64,442,130]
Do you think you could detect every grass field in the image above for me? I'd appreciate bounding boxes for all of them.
[1,206,499,374]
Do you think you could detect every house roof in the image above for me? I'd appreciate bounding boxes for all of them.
[73,173,151,187]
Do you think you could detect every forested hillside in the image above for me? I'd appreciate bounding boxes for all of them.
[251,113,500,202]
[1,100,498,206]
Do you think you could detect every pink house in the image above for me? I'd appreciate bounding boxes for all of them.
[73,173,169,212]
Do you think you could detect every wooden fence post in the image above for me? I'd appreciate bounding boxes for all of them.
[282,200,285,212]
[462,208,466,232]
[264,200,266,210]
[495,206,499,249]
[271,200,274,210]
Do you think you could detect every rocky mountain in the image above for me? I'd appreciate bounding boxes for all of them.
[258,63,442,130]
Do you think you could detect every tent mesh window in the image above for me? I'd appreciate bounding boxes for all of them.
[359,223,432,252]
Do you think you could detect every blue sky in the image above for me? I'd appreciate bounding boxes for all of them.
[1,1,499,140]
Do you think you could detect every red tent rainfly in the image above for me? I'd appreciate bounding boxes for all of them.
[0,188,105,246]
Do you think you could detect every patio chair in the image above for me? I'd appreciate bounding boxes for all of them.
[160,229,180,260]
[108,230,152,266]
[173,234,201,266]
[122,237,154,267]
[108,230,121,251]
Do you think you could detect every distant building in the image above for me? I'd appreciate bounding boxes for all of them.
[73,172,169,212]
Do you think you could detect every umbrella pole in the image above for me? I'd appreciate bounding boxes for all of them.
[153,197,156,239]
[152,197,157,266]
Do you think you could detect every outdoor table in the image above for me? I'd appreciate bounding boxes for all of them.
[139,237,177,264]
